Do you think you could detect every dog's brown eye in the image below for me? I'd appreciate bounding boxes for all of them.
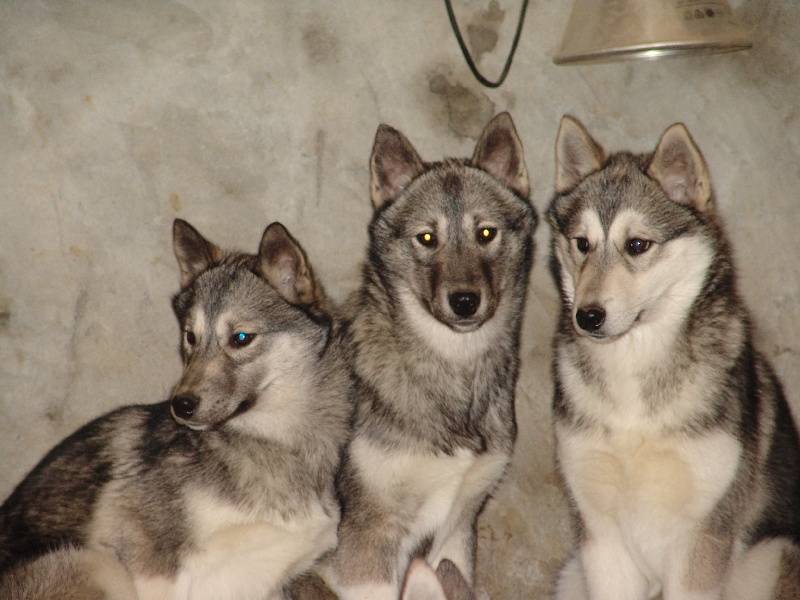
[416,232,436,248]
[575,237,590,254]
[230,332,255,348]
[627,238,651,255]
[477,227,497,244]
[185,331,196,346]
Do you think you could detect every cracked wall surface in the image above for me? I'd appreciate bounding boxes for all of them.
[1,1,798,597]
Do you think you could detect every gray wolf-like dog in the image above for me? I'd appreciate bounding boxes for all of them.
[0,219,352,600]
[319,112,537,599]
[548,115,800,600]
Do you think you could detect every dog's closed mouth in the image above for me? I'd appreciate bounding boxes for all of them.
[173,415,211,432]
[448,318,485,333]
[430,306,486,332]
[170,396,256,431]
[573,311,644,342]
[430,302,493,332]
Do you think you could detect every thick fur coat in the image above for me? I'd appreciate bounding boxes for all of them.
[548,116,800,600]
[320,113,537,600]
[0,220,352,600]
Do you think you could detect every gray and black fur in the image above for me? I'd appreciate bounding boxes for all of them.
[320,113,537,599]
[548,115,800,599]
[0,220,352,599]
[0,547,137,600]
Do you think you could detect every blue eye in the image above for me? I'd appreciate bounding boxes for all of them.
[230,332,255,348]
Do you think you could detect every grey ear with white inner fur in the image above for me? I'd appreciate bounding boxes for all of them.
[554,115,606,194]
[258,222,317,307]
[173,219,224,289]
[370,124,426,210]
[471,111,530,199]
[647,123,712,213]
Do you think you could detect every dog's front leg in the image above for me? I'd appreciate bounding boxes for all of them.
[134,574,189,600]
[579,537,651,600]
[320,524,406,600]
[426,450,509,583]
[183,509,338,600]
[662,568,724,600]
[427,517,476,584]
[328,579,399,600]
[320,563,400,600]
[554,554,589,600]
[661,531,730,600]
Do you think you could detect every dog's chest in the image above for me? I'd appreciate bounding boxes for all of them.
[558,427,741,543]
[558,343,742,513]
[185,488,300,535]
[559,335,728,432]
[351,438,507,532]
[186,491,335,564]
[556,345,744,567]
[166,490,335,598]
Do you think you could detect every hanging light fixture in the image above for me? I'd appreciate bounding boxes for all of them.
[554,0,751,65]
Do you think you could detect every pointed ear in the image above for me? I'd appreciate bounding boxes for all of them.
[258,222,322,309]
[401,559,447,600]
[173,219,223,288]
[647,123,712,212]
[370,124,426,210]
[436,559,473,600]
[470,112,530,198]
[555,115,606,194]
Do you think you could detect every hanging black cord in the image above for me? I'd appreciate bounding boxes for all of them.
[444,0,530,89]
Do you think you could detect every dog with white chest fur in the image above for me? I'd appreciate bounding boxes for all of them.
[548,115,800,600]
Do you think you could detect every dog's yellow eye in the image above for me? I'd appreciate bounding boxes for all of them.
[478,227,497,243]
[416,232,436,247]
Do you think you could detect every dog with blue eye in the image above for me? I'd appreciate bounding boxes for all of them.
[0,219,352,600]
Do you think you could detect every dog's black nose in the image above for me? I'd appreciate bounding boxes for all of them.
[449,292,480,318]
[171,395,198,420]
[576,307,606,332]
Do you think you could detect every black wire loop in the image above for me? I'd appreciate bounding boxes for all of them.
[444,0,530,89]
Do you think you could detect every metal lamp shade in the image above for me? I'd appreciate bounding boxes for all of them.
[554,0,752,65]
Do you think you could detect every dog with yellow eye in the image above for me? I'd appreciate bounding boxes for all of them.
[315,113,537,600]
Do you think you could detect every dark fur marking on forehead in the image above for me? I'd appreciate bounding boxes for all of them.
[606,153,645,180]
[603,155,653,216]
[171,253,268,322]
[549,150,702,240]
[441,172,462,199]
